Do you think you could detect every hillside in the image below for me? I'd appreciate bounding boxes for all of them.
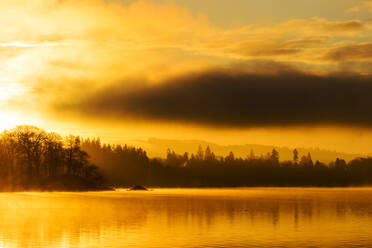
[138,138,365,163]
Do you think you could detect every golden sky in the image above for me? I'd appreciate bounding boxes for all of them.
[1,0,372,153]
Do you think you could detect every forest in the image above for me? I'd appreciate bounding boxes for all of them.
[0,125,104,191]
[1,125,372,190]
[81,134,372,187]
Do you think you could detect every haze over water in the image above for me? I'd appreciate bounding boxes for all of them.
[0,188,371,248]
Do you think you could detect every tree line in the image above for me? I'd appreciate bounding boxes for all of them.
[0,126,104,191]
[1,125,372,190]
[81,138,372,187]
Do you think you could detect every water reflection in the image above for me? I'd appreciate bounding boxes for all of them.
[0,188,370,247]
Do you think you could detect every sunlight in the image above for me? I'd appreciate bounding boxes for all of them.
[0,83,25,101]
[0,41,59,48]
[0,111,22,131]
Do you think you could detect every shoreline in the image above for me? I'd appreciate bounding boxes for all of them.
[1,185,372,193]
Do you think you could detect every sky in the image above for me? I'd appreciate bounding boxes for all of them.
[1,0,372,154]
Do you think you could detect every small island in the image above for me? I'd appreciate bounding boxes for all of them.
[128,185,148,191]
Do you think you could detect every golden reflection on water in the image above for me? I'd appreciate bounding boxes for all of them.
[0,188,371,248]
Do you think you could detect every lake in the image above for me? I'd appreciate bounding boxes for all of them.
[0,188,371,247]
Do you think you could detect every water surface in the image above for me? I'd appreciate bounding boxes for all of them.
[0,188,371,247]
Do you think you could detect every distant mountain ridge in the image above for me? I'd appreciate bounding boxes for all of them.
[138,138,365,163]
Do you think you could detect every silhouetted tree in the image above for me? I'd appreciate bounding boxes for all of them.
[270,149,279,164]
[293,149,299,165]
[196,145,204,160]
[226,151,235,162]
[0,126,105,190]
[204,146,215,161]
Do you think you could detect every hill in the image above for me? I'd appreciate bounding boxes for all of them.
[138,138,364,163]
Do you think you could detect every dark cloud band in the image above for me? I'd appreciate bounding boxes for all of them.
[325,43,372,61]
[64,70,372,127]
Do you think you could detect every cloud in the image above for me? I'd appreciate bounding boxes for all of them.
[228,39,325,60]
[244,18,365,37]
[0,0,368,77]
[231,41,300,58]
[345,1,372,14]
[364,1,372,12]
[205,18,366,62]
[325,43,372,61]
[345,6,360,13]
[2,0,372,119]
[0,41,59,48]
[55,66,372,128]
[282,39,325,48]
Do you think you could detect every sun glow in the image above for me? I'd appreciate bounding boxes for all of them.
[0,111,22,131]
[0,41,59,48]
